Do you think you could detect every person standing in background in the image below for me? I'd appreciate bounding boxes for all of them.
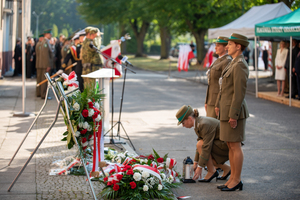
[26,38,34,78]
[35,33,44,97]
[38,29,54,99]
[263,46,269,71]
[285,39,299,98]
[13,38,22,76]
[242,47,250,64]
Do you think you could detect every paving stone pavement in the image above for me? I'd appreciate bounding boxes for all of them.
[33,86,105,200]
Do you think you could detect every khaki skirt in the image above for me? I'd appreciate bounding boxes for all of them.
[211,141,229,164]
[206,105,217,119]
[220,119,246,142]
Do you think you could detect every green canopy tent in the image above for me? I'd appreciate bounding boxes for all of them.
[255,8,300,106]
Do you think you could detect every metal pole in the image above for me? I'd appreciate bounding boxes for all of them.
[22,0,26,113]
[255,36,258,98]
[289,36,292,107]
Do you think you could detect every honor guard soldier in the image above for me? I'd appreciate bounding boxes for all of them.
[81,27,103,87]
[37,29,54,99]
[62,32,84,91]
[61,35,72,74]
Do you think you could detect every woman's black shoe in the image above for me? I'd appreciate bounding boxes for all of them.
[221,181,243,191]
[198,171,219,182]
[217,185,227,189]
[217,170,231,180]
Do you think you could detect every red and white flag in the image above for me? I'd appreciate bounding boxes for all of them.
[268,42,273,71]
[177,45,195,72]
[101,40,122,76]
[203,43,216,68]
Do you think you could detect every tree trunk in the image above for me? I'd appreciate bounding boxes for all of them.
[159,26,170,59]
[130,20,150,57]
[193,28,207,63]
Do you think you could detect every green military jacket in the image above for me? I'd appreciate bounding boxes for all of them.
[39,38,54,69]
[35,41,41,69]
[205,55,232,106]
[193,117,227,167]
[81,38,102,65]
[215,54,249,121]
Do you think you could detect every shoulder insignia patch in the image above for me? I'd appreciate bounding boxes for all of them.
[44,43,47,47]
[226,56,231,60]
[67,50,70,54]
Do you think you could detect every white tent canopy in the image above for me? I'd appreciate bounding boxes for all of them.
[208,2,291,39]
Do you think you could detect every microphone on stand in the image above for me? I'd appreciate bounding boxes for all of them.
[89,42,98,50]
[117,55,133,67]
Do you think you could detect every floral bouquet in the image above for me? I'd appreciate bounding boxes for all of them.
[61,81,105,154]
[99,149,181,200]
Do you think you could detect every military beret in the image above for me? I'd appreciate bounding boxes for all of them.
[38,33,44,38]
[43,29,52,34]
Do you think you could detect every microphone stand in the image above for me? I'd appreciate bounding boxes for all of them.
[90,44,136,150]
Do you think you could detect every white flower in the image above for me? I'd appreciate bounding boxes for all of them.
[83,122,89,129]
[63,81,69,86]
[73,102,80,111]
[105,172,109,177]
[87,125,92,131]
[88,99,92,103]
[161,173,166,181]
[75,131,80,137]
[142,171,150,179]
[78,122,83,128]
[89,140,94,146]
[89,135,94,140]
[82,142,89,147]
[168,175,174,183]
[149,177,155,185]
[143,185,149,192]
[94,102,100,109]
[88,109,94,117]
[95,114,101,122]
[133,172,141,181]
[157,184,163,190]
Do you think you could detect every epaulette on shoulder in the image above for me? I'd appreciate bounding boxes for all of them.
[238,58,243,62]
[226,56,232,60]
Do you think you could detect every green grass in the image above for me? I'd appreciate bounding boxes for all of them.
[127,55,206,72]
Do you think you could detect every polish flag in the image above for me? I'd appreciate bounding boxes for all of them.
[177,45,195,72]
[101,40,122,76]
[203,43,216,68]
[268,42,273,71]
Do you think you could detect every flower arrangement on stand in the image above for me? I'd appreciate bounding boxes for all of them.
[58,74,105,156]
[100,149,181,200]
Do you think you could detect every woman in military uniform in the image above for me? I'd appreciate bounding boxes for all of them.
[205,36,231,118]
[215,33,250,191]
[176,105,229,183]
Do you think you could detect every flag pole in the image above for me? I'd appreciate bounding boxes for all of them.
[13,0,34,117]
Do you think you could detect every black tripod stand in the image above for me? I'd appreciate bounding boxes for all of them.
[89,43,136,150]
[104,62,136,150]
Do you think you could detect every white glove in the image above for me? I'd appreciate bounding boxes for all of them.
[57,69,64,75]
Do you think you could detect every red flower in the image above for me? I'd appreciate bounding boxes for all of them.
[109,169,115,174]
[157,157,164,163]
[92,113,98,120]
[148,155,154,160]
[113,184,120,191]
[82,146,87,150]
[82,137,87,143]
[88,135,93,139]
[82,109,89,118]
[126,169,134,175]
[107,182,112,186]
[80,129,87,134]
[129,181,136,189]
[116,174,123,181]
[88,102,94,108]
[103,177,108,182]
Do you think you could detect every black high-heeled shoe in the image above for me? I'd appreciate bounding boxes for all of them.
[198,171,219,182]
[221,181,243,191]
[217,170,231,180]
[217,185,227,189]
